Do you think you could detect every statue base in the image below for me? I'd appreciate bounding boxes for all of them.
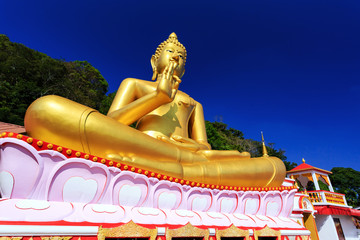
[0,133,309,239]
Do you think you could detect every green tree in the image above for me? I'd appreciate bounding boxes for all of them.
[205,121,229,150]
[99,92,116,115]
[0,34,108,125]
[330,167,360,207]
[318,180,330,191]
[283,161,298,171]
[306,181,315,191]
[64,61,108,110]
[205,121,295,170]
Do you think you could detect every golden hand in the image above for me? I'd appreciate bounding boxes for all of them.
[107,58,182,125]
[157,59,182,102]
[157,134,209,152]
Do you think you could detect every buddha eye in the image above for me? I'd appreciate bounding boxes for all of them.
[179,55,184,59]
[166,50,173,53]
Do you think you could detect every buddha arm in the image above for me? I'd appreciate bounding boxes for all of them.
[107,78,171,125]
[188,102,211,150]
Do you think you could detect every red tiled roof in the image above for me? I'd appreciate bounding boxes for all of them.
[315,205,360,217]
[0,122,26,134]
[290,163,314,171]
[287,162,332,174]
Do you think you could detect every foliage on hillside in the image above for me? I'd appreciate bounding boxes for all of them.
[0,34,108,125]
[330,167,360,207]
[205,121,296,171]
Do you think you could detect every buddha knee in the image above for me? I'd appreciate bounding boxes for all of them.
[25,95,96,152]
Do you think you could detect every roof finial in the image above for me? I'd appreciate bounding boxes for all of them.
[261,131,269,157]
[302,158,305,163]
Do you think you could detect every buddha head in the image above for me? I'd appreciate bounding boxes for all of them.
[151,32,187,80]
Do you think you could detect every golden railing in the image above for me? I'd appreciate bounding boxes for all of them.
[307,190,347,206]
[308,191,323,203]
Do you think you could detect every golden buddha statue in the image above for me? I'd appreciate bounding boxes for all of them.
[24,33,286,187]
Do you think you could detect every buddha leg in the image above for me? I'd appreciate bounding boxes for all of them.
[25,95,95,152]
[24,95,207,178]
[25,95,286,187]
[183,156,286,187]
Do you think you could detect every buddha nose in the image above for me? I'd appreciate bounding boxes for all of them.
[171,55,180,63]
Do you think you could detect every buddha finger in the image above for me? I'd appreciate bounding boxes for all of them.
[173,80,180,90]
[171,88,178,99]
[169,60,177,76]
[172,135,197,145]
[171,135,184,142]
[171,76,181,97]
[173,75,182,84]
[163,65,170,78]
[157,135,170,142]
[164,65,173,83]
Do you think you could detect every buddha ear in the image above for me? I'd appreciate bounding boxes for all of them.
[151,55,157,81]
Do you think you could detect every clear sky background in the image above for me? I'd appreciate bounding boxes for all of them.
[1,0,360,171]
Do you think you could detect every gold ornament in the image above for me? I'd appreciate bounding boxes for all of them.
[98,221,157,240]
[216,225,250,240]
[253,226,281,240]
[166,223,209,240]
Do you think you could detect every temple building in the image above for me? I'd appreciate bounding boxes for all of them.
[287,159,360,240]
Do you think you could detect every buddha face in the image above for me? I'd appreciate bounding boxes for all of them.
[153,43,186,78]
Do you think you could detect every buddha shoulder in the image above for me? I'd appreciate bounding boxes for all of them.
[175,91,196,107]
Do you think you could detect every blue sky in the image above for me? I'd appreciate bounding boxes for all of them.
[1,0,360,171]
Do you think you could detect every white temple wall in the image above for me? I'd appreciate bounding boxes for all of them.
[315,215,339,240]
[333,215,358,240]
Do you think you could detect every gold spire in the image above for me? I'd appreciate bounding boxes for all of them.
[302,158,305,163]
[290,175,299,188]
[261,131,269,157]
